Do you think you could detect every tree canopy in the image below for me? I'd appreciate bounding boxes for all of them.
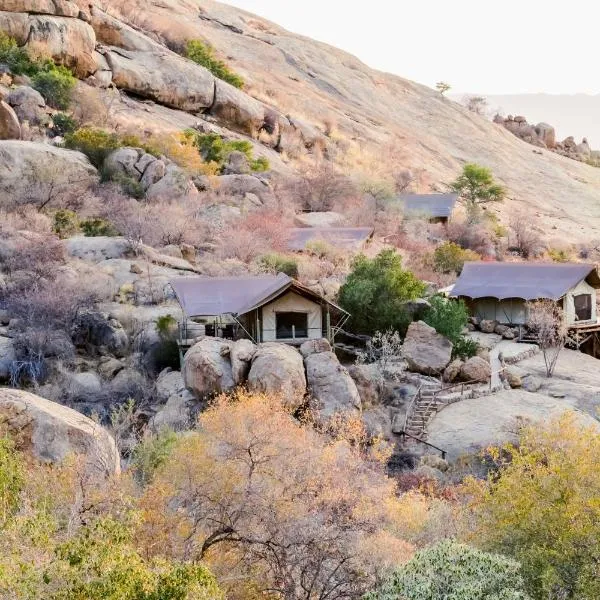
[450,164,505,220]
[338,249,425,335]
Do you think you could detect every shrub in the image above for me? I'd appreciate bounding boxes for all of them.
[51,112,77,136]
[0,32,38,75]
[132,429,178,485]
[186,131,269,173]
[366,540,530,600]
[80,217,118,237]
[338,249,426,335]
[258,252,299,277]
[108,172,145,199]
[52,209,79,238]
[185,39,244,88]
[433,241,479,274]
[31,64,77,110]
[64,127,122,168]
[548,247,570,262]
[424,295,478,359]
[0,437,24,526]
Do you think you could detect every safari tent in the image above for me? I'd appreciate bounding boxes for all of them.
[170,273,349,347]
[451,262,600,326]
[400,193,459,224]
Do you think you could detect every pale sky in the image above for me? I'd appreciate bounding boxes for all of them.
[225,0,600,95]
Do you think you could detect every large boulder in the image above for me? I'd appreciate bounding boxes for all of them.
[183,337,234,398]
[152,369,196,431]
[71,309,129,357]
[348,363,383,407]
[305,351,361,417]
[90,6,157,51]
[460,356,491,383]
[155,369,187,404]
[6,86,47,125]
[0,100,21,140]
[402,321,453,375]
[299,337,331,358]
[0,141,97,202]
[443,358,464,383]
[66,236,130,262]
[26,15,97,77]
[211,78,266,137]
[146,163,198,201]
[247,343,306,408]
[1,0,80,17]
[479,319,497,334]
[104,47,215,111]
[0,388,119,475]
[535,122,556,148]
[0,335,16,382]
[230,339,256,384]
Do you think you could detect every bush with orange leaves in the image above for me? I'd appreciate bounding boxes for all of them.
[140,389,412,599]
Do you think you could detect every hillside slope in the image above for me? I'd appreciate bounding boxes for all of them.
[94,0,600,242]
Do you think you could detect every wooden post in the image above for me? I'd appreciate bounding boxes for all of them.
[326,309,331,343]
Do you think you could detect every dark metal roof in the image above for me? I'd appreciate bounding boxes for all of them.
[170,274,349,318]
[287,227,374,251]
[451,262,600,301]
[401,193,459,218]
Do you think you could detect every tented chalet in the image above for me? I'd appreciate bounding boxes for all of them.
[287,227,374,252]
[170,273,349,347]
[400,193,459,224]
[451,262,600,326]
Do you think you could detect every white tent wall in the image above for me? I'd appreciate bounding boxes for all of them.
[563,279,597,325]
[261,291,322,342]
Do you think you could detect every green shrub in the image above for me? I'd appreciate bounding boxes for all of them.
[64,127,122,168]
[108,172,145,199]
[424,295,478,359]
[31,64,76,110]
[187,131,269,173]
[258,253,299,278]
[0,32,38,75]
[548,247,570,262]
[338,249,425,335]
[433,241,479,274]
[366,540,530,600]
[80,218,118,237]
[185,39,244,88]
[51,112,77,136]
[53,209,79,238]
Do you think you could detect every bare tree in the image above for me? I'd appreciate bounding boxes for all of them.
[289,164,357,212]
[527,300,568,377]
[463,95,489,115]
[509,213,544,258]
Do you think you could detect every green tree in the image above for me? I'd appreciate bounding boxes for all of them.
[338,249,425,335]
[468,414,600,600]
[433,241,479,274]
[436,81,451,96]
[450,163,505,220]
[366,539,530,600]
[424,295,477,359]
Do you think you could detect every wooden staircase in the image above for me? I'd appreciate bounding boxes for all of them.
[400,384,444,441]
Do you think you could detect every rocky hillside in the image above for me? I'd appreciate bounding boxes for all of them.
[2,0,600,241]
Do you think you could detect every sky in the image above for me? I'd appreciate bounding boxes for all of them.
[225,0,600,95]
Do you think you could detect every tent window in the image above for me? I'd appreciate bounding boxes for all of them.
[276,312,308,339]
[574,294,592,321]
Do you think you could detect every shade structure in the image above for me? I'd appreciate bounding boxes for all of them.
[170,274,291,318]
[287,227,374,251]
[401,193,458,218]
[452,262,600,301]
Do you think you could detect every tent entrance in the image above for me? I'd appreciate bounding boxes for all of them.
[276,312,308,340]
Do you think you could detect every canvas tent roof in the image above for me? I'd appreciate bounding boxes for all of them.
[170,274,348,318]
[401,193,458,218]
[287,227,374,251]
[451,262,600,301]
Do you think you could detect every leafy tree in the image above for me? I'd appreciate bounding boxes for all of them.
[433,241,479,274]
[450,163,505,220]
[338,249,426,335]
[467,414,600,600]
[141,389,409,598]
[424,295,478,359]
[436,81,451,96]
[366,539,530,600]
[32,64,77,110]
[185,40,244,88]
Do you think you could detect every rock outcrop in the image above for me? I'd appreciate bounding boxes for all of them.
[247,343,306,408]
[0,388,120,475]
[183,337,234,398]
[402,321,453,375]
[305,350,361,417]
[6,86,48,125]
[230,339,256,384]
[0,141,97,201]
[460,356,491,383]
[0,99,21,139]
